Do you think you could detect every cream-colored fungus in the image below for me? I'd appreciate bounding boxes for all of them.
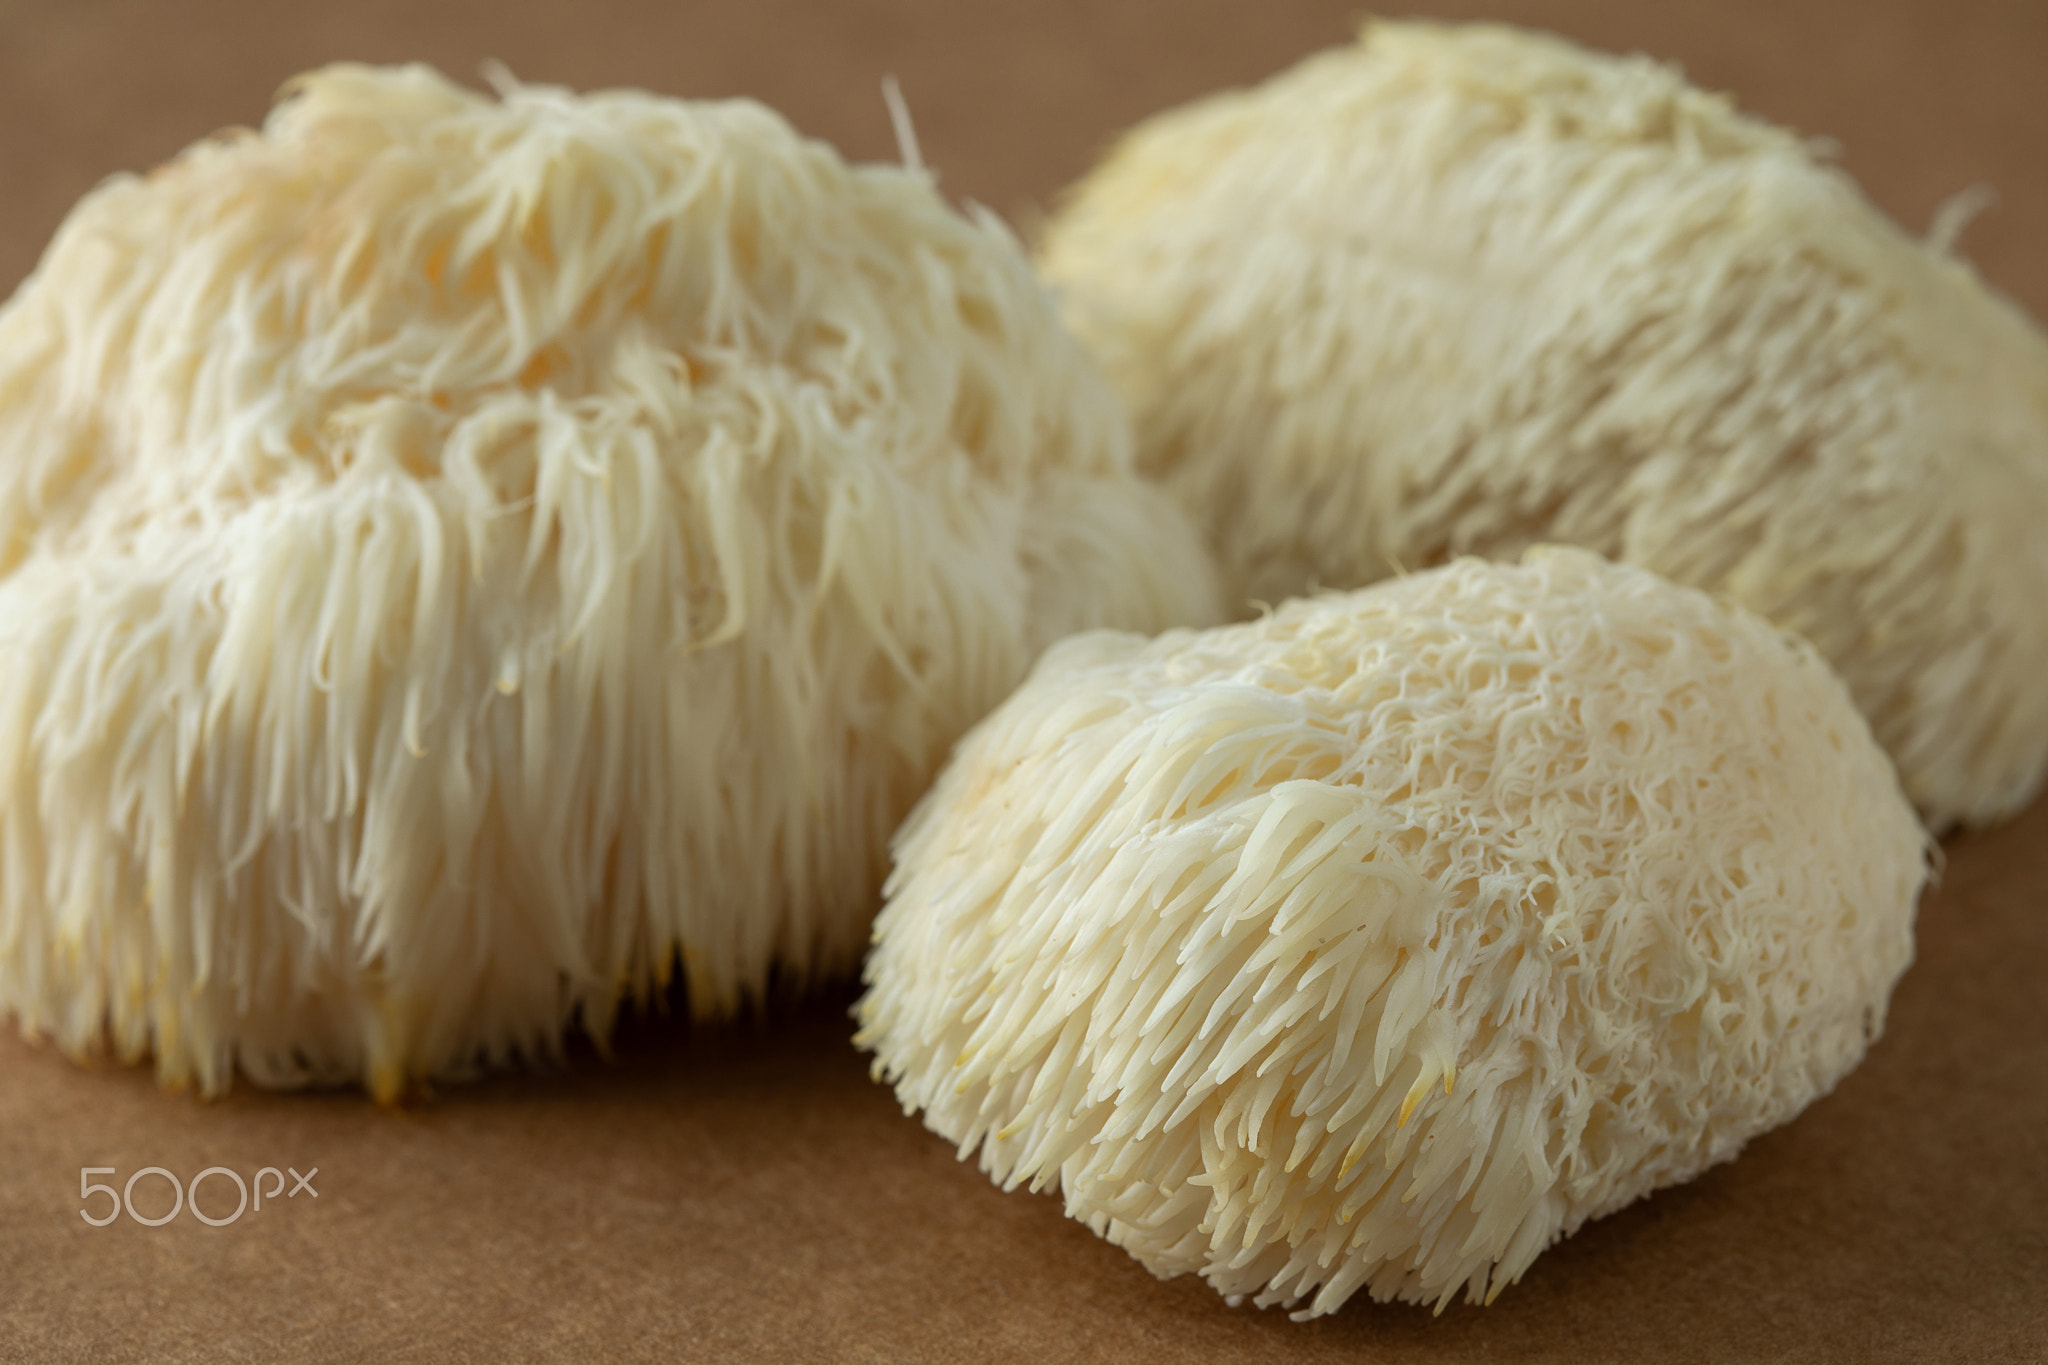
[0,64,1222,1098]
[860,548,1925,1315]
[1040,20,2048,830]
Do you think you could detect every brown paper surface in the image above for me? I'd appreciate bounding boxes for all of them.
[1,2,2044,1360]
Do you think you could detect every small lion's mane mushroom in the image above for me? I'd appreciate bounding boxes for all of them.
[1038,19,2048,831]
[0,64,1222,1098]
[858,548,1926,1316]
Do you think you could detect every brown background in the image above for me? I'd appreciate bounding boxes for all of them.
[1,1,2044,1361]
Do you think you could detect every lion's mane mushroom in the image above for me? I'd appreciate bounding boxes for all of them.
[858,548,1925,1316]
[0,64,1222,1098]
[1037,19,2048,831]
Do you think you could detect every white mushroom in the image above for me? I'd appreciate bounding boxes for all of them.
[0,64,1222,1098]
[858,547,1926,1316]
[1038,19,2048,831]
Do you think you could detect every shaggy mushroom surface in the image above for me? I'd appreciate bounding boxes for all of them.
[0,64,1222,1098]
[859,548,1925,1315]
[1039,19,2048,830]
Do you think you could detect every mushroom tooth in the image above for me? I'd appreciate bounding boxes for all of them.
[858,546,1927,1316]
[0,62,1224,1098]
[1039,18,2048,832]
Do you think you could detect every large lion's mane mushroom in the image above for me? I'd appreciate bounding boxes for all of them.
[1038,19,2048,831]
[858,548,1926,1316]
[0,64,1222,1099]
